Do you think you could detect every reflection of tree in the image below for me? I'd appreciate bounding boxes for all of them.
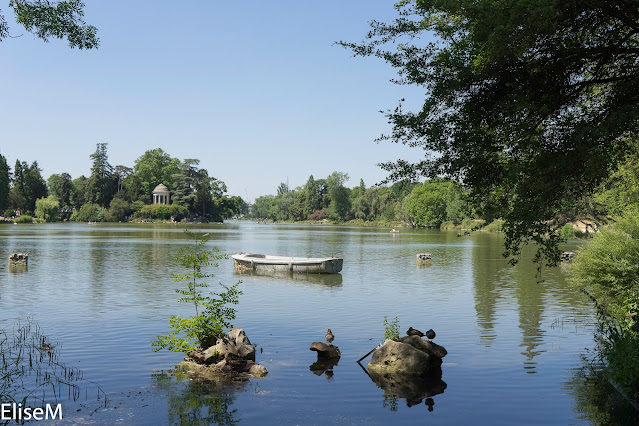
[471,234,507,347]
[152,369,243,425]
[566,356,638,424]
[512,265,547,371]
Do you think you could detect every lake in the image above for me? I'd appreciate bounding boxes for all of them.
[0,222,623,424]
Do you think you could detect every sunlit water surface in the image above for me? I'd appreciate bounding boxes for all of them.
[0,222,611,424]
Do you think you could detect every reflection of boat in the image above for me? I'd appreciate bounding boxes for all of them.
[233,268,342,287]
[232,253,343,274]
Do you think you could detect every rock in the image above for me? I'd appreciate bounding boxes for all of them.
[202,329,256,364]
[228,328,256,361]
[416,253,432,261]
[249,364,268,378]
[203,338,234,364]
[399,336,447,359]
[369,339,438,376]
[8,253,28,266]
[309,342,341,359]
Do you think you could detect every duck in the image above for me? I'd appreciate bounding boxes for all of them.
[325,329,334,345]
[407,327,425,337]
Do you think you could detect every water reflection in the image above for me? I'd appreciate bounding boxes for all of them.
[152,368,244,425]
[471,234,507,347]
[234,269,342,287]
[368,367,447,411]
[566,356,639,424]
[309,357,339,380]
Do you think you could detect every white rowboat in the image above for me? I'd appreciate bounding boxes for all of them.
[232,253,343,274]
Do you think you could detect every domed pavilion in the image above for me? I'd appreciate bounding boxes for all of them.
[152,184,171,205]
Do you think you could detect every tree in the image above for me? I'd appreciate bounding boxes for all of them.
[47,172,72,207]
[304,175,320,218]
[86,143,115,207]
[105,197,130,222]
[134,148,180,198]
[0,154,9,213]
[1,0,98,49]
[34,196,59,222]
[71,175,88,208]
[342,1,639,264]
[171,159,200,214]
[405,180,450,227]
[251,195,273,219]
[326,171,350,221]
[152,231,242,354]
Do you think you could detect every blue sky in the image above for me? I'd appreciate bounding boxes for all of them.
[0,1,428,201]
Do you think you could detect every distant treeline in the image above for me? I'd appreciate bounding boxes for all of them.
[247,172,471,227]
[0,144,248,223]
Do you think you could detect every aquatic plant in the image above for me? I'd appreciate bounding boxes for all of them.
[383,316,400,342]
[152,230,242,354]
[0,318,107,424]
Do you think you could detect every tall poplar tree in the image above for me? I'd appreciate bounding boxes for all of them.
[0,154,9,212]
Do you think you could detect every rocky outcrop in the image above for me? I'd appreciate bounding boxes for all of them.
[202,328,256,364]
[309,342,341,359]
[187,328,266,379]
[9,253,28,266]
[369,339,439,376]
[399,336,447,359]
[368,337,447,376]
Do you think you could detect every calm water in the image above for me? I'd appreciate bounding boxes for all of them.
[0,222,614,424]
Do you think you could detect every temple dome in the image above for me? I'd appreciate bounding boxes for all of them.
[153,184,169,193]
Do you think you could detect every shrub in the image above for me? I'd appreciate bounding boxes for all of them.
[105,198,130,222]
[568,209,639,398]
[13,215,33,223]
[310,209,327,221]
[152,231,242,354]
[74,203,106,222]
[139,204,188,221]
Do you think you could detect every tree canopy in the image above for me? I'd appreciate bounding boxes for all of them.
[1,0,98,48]
[342,0,639,264]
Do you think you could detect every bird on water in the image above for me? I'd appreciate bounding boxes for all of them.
[407,327,425,337]
[425,329,436,340]
[325,329,334,344]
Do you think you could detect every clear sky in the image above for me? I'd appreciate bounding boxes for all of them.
[0,1,428,202]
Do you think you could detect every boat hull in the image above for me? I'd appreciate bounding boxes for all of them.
[232,253,343,274]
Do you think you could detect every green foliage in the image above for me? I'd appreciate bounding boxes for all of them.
[134,148,181,198]
[326,171,351,221]
[250,195,273,219]
[569,212,639,327]
[342,1,639,264]
[73,203,105,222]
[87,143,115,207]
[34,196,59,222]
[569,210,639,398]
[152,231,242,354]
[47,172,73,208]
[404,180,466,227]
[5,0,99,49]
[0,154,9,212]
[139,203,188,221]
[13,214,33,223]
[383,316,400,342]
[105,197,130,222]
